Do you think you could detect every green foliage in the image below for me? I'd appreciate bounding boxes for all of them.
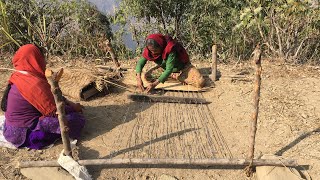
[115,0,319,63]
[0,0,21,48]
[179,0,246,59]
[117,0,192,44]
[0,0,112,58]
[116,0,250,60]
[236,0,320,63]
[1,0,318,63]
[108,10,134,59]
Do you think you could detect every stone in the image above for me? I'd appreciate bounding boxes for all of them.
[21,167,74,180]
[256,154,305,180]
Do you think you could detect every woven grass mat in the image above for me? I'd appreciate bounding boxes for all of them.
[58,68,97,100]
[122,69,212,92]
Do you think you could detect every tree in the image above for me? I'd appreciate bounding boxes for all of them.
[118,0,191,40]
[0,0,113,57]
[115,0,320,63]
[237,0,320,63]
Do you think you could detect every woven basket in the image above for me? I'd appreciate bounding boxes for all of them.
[59,68,100,100]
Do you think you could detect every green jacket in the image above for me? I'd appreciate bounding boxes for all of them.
[136,52,185,83]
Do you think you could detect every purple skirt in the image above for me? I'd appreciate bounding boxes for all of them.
[4,112,85,149]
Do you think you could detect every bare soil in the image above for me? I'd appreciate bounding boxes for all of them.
[0,57,320,180]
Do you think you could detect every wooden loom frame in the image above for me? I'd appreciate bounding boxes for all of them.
[18,44,299,177]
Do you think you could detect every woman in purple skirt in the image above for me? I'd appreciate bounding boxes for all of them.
[1,44,85,149]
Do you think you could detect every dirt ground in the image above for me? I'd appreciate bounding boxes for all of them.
[0,56,320,180]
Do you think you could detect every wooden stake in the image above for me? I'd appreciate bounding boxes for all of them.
[211,44,217,81]
[105,40,120,68]
[18,158,298,168]
[246,44,262,176]
[45,68,72,157]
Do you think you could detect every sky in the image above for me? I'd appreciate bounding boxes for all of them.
[87,0,118,15]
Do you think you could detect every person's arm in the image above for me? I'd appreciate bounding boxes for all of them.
[145,53,177,93]
[0,84,11,112]
[158,53,177,83]
[136,57,147,74]
[136,57,147,91]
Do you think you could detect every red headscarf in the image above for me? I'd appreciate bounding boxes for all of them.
[142,34,189,64]
[9,44,56,116]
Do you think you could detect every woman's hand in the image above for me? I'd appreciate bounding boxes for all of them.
[145,80,160,93]
[66,99,84,113]
[70,102,83,113]
[137,79,145,92]
[136,73,145,92]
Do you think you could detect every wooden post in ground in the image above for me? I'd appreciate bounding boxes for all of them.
[45,68,72,157]
[105,40,120,68]
[245,44,262,177]
[211,44,217,81]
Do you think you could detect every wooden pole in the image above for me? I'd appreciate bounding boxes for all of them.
[211,44,217,81]
[246,44,262,176]
[105,40,120,68]
[18,158,298,168]
[45,68,72,157]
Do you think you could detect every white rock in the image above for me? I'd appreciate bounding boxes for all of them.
[256,154,305,180]
[21,167,74,180]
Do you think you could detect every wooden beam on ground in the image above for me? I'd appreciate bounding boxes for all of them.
[18,158,299,168]
[127,94,210,104]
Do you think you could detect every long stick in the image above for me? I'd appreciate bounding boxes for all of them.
[246,44,262,176]
[128,94,210,104]
[45,68,72,156]
[211,44,217,81]
[79,71,135,93]
[18,158,298,168]
[105,40,120,68]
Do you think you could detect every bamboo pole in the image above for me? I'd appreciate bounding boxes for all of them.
[211,44,217,81]
[45,68,72,157]
[18,158,298,168]
[246,44,262,176]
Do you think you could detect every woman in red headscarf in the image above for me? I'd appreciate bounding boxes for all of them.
[136,33,205,92]
[1,44,85,149]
